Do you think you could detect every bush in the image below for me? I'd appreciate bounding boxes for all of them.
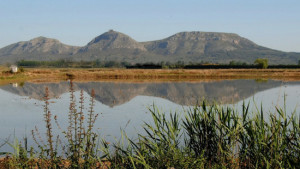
[254,58,268,69]
[18,67,24,72]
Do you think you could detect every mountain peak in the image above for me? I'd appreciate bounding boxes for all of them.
[143,31,258,55]
[87,30,126,45]
[0,36,78,56]
[30,36,51,40]
[28,36,61,45]
[82,30,146,51]
[166,31,251,44]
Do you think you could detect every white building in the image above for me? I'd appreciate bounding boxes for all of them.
[10,65,18,73]
[12,83,18,88]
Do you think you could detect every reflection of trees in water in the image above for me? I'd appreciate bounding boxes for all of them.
[1,80,298,107]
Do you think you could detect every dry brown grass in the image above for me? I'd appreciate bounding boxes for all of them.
[1,68,300,84]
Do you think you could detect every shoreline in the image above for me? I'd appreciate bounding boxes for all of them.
[1,68,300,84]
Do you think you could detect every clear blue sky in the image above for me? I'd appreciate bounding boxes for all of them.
[1,0,300,52]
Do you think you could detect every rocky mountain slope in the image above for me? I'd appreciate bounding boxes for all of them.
[0,30,299,64]
[0,36,79,63]
[79,30,146,52]
[143,32,258,55]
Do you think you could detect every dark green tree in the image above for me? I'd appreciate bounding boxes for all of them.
[254,58,268,69]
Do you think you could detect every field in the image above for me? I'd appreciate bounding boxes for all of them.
[1,67,300,84]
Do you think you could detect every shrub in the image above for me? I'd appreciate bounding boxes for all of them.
[18,67,24,73]
[254,58,268,69]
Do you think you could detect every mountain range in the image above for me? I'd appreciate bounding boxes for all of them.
[0,30,299,64]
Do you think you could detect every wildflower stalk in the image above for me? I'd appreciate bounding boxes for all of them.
[43,87,54,160]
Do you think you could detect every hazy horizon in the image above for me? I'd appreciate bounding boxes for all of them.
[1,0,300,52]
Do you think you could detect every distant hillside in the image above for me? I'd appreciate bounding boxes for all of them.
[0,30,299,64]
[80,30,146,52]
[143,32,258,55]
[0,36,79,63]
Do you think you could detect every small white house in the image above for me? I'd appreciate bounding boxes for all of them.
[10,65,18,73]
[12,83,18,88]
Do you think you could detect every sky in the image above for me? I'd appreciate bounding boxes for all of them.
[0,0,300,52]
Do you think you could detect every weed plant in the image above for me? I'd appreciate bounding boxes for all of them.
[1,81,102,169]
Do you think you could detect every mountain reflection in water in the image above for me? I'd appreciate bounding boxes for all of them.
[1,79,299,107]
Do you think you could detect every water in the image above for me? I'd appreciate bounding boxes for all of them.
[0,79,300,152]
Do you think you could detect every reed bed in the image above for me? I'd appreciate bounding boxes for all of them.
[0,83,299,168]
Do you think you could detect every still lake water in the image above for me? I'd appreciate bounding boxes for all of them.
[0,79,300,151]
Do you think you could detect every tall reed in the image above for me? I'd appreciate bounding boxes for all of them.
[110,101,300,168]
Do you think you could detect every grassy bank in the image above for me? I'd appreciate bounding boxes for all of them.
[1,67,300,84]
[0,83,299,168]
[0,66,28,85]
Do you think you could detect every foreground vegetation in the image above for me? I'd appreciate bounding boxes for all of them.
[0,83,299,168]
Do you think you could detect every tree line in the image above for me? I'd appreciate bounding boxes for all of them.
[15,59,300,69]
